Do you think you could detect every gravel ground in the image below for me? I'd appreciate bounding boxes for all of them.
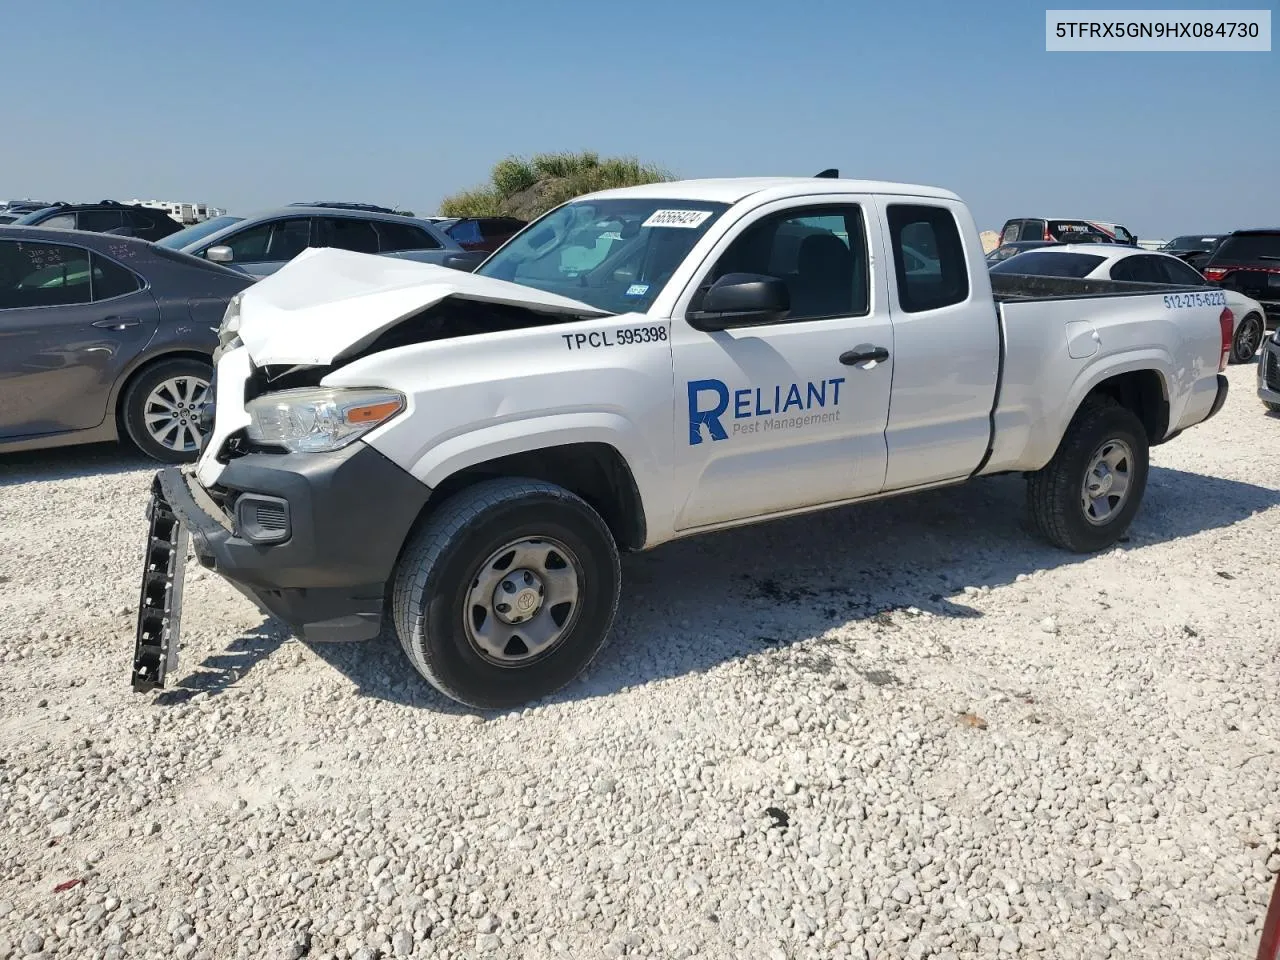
[1,362,1278,960]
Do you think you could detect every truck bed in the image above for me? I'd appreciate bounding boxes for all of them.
[980,274,1227,478]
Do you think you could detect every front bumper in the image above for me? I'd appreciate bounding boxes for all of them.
[131,442,430,691]
[1259,338,1280,406]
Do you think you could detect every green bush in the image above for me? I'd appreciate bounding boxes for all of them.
[441,151,673,221]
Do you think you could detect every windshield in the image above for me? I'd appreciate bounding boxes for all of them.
[154,215,243,249]
[11,208,56,225]
[1163,235,1221,252]
[476,198,731,313]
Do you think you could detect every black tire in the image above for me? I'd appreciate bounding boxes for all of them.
[391,478,621,709]
[1265,401,1280,414]
[1229,313,1264,364]
[1027,397,1150,553]
[120,357,214,463]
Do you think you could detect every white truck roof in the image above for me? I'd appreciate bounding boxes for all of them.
[582,177,961,204]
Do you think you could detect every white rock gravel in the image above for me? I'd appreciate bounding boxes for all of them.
[0,362,1277,960]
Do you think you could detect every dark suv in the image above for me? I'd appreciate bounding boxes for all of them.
[10,201,184,242]
[1202,229,1280,326]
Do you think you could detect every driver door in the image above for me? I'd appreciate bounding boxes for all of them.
[668,198,894,530]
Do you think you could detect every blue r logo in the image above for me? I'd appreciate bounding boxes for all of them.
[687,379,729,445]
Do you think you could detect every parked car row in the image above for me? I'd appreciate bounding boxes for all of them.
[0,227,253,461]
[0,193,533,463]
[4,200,185,241]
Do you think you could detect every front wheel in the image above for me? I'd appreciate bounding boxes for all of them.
[392,478,622,709]
[1027,397,1150,553]
[120,358,213,463]
[1230,313,1264,364]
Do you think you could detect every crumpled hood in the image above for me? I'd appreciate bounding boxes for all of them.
[234,247,610,366]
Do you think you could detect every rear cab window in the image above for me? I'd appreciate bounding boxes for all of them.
[886,204,969,312]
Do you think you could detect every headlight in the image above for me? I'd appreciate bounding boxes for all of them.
[245,387,405,453]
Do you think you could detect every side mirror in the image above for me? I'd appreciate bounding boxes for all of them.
[443,251,488,273]
[687,273,790,331]
[206,245,234,264]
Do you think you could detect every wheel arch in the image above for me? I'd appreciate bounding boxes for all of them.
[406,439,649,556]
[1079,368,1169,447]
[111,349,213,431]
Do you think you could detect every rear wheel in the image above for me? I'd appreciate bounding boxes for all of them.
[121,358,213,463]
[392,478,621,709]
[1230,313,1264,364]
[1265,401,1280,414]
[1027,397,1150,553]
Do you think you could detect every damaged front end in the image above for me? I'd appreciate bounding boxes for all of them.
[131,247,610,693]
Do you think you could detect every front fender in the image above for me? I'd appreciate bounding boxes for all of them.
[371,411,669,542]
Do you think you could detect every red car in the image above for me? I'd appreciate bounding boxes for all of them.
[433,216,527,253]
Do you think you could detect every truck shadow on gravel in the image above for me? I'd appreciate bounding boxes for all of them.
[162,466,1280,713]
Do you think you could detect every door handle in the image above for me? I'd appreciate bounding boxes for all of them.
[839,346,890,365]
[92,317,141,330]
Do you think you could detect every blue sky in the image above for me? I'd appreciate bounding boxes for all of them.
[1,0,1275,237]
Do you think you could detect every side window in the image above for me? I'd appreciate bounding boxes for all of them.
[375,221,440,252]
[999,222,1019,244]
[90,252,142,300]
[320,217,379,254]
[266,218,311,260]
[1112,256,1164,284]
[448,219,484,246]
[40,213,77,230]
[1158,256,1205,286]
[221,218,310,263]
[702,204,869,322]
[0,241,93,308]
[482,218,523,241]
[887,204,969,313]
[78,210,124,232]
[218,222,272,261]
[1108,258,1140,283]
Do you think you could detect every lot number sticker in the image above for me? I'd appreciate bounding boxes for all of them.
[642,209,712,229]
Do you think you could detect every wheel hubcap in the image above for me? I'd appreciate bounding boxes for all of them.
[1081,439,1133,526]
[144,376,210,452]
[464,537,582,666]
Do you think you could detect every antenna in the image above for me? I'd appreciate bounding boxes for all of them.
[814,168,839,179]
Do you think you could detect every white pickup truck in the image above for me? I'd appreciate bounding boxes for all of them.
[130,176,1233,708]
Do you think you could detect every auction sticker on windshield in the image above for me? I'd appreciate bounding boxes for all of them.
[643,210,713,229]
